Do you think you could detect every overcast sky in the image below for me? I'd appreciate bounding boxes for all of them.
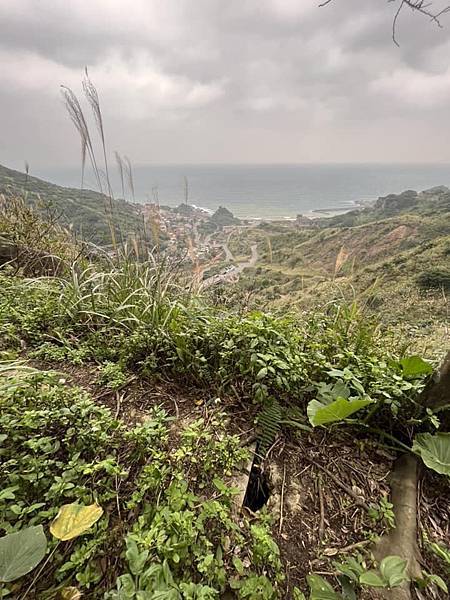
[1,0,450,169]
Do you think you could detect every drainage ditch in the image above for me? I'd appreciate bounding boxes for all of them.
[243,459,270,511]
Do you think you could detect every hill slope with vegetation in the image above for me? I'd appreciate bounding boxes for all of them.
[0,195,449,599]
[0,163,144,244]
[225,187,450,351]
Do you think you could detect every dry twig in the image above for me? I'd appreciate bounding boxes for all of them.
[306,457,370,511]
[318,473,325,543]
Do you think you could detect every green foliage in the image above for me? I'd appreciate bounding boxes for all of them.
[98,361,130,390]
[0,275,62,349]
[415,571,448,594]
[306,574,343,599]
[308,373,372,427]
[0,525,47,583]
[333,554,408,590]
[257,399,282,457]
[399,355,433,379]
[0,194,83,275]
[416,268,450,291]
[1,269,431,430]
[413,432,450,476]
[368,495,395,529]
[359,556,408,589]
[29,341,93,365]
[173,415,249,481]
[0,163,144,245]
[426,538,450,572]
[108,478,281,598]
[307,397,373,427]
[0,367,281,597]
[235,574,276,599]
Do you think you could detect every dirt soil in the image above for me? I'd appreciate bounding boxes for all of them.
[260,428,450,599]
[263,429,392,598]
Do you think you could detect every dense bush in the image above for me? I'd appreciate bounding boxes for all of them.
[0,267,429,431]
[416,269,450,291]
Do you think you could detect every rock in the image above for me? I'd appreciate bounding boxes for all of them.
[374,190,418,213]
[210,206,240,227]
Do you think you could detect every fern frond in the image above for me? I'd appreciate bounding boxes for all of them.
[256,398,282,459]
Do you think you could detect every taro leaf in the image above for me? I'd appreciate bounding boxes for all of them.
[379,555,408,588]
[307,397,373,427]
[116,573,136,595]
[399,356,433,379]
[0,525,47,583]
[316,380,350,402]
[125,539,148,576]
[50,503,103,541]
[307,574,343,599]
[412,433,450,476]
[359,571,386,588]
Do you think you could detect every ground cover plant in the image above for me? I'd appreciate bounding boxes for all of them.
[1,240,449,598]
[0,364,283,598]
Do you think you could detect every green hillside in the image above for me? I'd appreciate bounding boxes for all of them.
[222,188,450,351]
[320,186,450,227]
[0,177,449,599]
[0,163,143,244]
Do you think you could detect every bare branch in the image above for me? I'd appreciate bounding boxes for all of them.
[393,0,450,44]
[320,0,450,45]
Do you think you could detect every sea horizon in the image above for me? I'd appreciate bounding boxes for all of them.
[31,162,450,220]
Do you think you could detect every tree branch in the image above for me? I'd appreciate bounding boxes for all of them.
[320,0,450,45]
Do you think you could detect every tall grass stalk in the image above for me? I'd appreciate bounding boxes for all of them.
[124,156,135,203]
[57,253,191,334]
[61,79,118,250]
[115,151,126,200]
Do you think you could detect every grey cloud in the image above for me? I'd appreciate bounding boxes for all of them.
[1,0,450,168]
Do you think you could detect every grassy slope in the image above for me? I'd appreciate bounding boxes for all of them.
[0,163,143,244]
[1,262,449,598]
[230,191,450,353]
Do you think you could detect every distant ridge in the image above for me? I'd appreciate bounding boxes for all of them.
[321,186,450,227]
[0,163,143,244]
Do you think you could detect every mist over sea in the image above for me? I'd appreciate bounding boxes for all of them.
[37,163,450,220]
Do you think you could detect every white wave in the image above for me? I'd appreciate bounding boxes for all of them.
[190,203,214,215]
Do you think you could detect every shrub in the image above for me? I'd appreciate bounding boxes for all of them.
[416,269,450,291]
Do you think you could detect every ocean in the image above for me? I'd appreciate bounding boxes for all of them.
[37,163,450,220]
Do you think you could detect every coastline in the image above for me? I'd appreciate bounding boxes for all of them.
[239,199,367,222]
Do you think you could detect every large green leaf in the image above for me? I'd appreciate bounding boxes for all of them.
[413,433,450,475]
[399,356,433,379]
[0,525,47,583]
[307,397,373,427]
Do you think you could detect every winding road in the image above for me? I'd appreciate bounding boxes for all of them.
[202,243,258,289]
